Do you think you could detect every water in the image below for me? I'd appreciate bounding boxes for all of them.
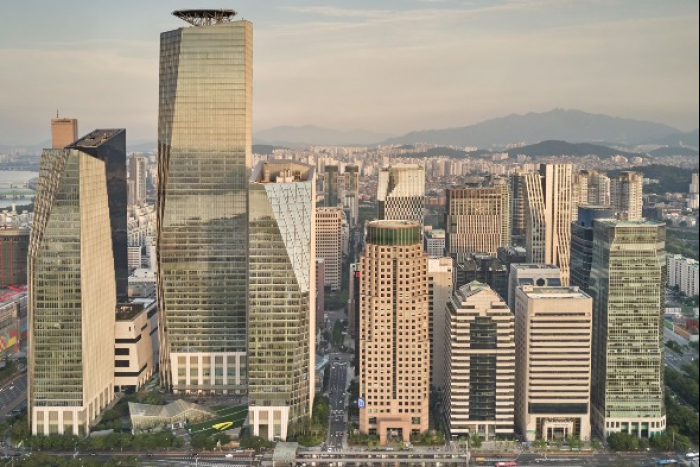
[0,170,38,210]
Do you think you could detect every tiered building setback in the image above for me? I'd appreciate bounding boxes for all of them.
[377,164,425,227]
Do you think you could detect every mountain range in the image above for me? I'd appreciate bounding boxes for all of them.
[253,125,393,146]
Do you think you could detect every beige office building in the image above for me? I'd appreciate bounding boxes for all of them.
[28,135,120,435]
[524,164,573,285]
[359,221,429,444]
[444,282,515,440]
[445,179,511,258]
[514,286,592,442]
[51,117,78,149]
[611,171,643,221]
[428,257,453,391]
[248,161,316,441]
[114,302,157,393]
[316,207,344,291]
[377,164,425,227]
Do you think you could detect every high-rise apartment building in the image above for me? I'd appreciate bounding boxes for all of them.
[359,221,429,444]
[315,207,344,291]
[343,164,360,228]
[524,164,573,285]
[51,116,78,149]
[507,264,561,311]
[573,170,611,220]
[324,165,342,207]
[445,178,511,258]
[444,282,515,440]
[514,285,593,442]
[248,161,316,440]
[611,171,643,221]
[28,130,124,435]
[428,257,453,392]
[128,154,147,206]
[570,205,614,290]
[666,254,699,297]
[157,10,252,393]
[377,164,425,227]
[688,172,699,210]
[589,220,666,438]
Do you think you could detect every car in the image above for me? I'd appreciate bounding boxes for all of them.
[225,453,234,458]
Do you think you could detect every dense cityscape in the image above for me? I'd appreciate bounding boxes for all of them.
[0,4,699,467]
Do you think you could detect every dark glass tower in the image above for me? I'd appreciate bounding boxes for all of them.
[157,10,252,393]
[570,205,614,291]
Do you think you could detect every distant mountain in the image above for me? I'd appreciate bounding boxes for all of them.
[506,140,643,159]
[396,146,491,159]
[254,125,393,146]
[382,109,679,148]
[648,146,699,157]
[646,129,699,148]
[252,144,288,156]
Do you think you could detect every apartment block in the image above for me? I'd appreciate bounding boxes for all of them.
[611,171,643,221]
[667,254,699,297]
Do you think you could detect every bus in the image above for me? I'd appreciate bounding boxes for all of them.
[494,462,518,467]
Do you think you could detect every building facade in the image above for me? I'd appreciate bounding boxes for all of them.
[343,164,360,228]
[570,205,615,291]
[424,228,446,258]
[114,302,157,393]
[611,171,643,221]
[128,154,147,206]
[324,165,342,207]
[359,221,429,444]
[589,220,666,438]
[507,264,561,312]
[28,133,121,435]
[428,257,453,392]
[377,164,425,227]
[444,282,515,440]
[157,11,252,393]
[514,286,593,442]
[248,161,316,441]
[0,229,29,287]
[667,254,699,297]
[51,117,78,149]
[524,164,573,285]
[315,207,344,291]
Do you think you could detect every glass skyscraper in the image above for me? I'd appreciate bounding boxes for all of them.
[157,10,252,394]
[248,161,316,440]
[28,130,123,435]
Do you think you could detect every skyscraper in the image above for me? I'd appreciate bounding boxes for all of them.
[514,285,593,442]
[569,205,615,290]
[611,171,644,221]
[128,154,147,206]
[51,116,78,149]
[444,282,515,440]
[377,164,425,227]
[572,170,611,220]
[507,264,561,311]
[248,161,316,440]
[524,164,573,285]
[509,172,528,247]
[324,165,342,207]
[157,10,252,393]
[343,164,360,228]
[445,178,510,258]
[28,130,124,435]
[315,207,344,291]
[359,221,429,444]
[589,220,666,438]
[428,257,453,392]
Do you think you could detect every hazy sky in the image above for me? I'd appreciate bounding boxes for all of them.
[0,0,698,145]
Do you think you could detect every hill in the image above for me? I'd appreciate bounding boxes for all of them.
[252,144,288,156]
[507,140,643,159]
[382,109,679,148]
[254,125,393,146]
[646,129,699,148]
[648,146,699,157]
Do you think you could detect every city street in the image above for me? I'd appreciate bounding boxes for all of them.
[663,327,698,373]
[327,359,349,451]
[0,371,27,418]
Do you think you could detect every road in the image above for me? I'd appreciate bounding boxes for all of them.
[0,371,27,418]
[663,327,698,373]
[327,359,349,451]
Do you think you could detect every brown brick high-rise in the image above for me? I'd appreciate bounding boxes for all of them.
[359,221,429,444]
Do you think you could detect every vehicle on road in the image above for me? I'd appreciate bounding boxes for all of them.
[687,452,699,460]
[494,462,517,467]
[656,460,679,466]
[225,453,233,458]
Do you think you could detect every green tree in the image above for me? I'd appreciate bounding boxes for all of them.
[469,434,482,449]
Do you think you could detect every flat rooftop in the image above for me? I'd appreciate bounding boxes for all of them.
[520,285,590,299]
[512,263,560,270]
[69,129,123,149]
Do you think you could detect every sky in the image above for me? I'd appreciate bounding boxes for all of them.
[0,0,698,145]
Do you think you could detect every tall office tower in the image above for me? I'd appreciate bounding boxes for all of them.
[514,285,593,442]
[248,161,316,440]
[316,259,325,332]
[343,164,360,227]
[28,132,122,435]
[128,154,147,206]
[428,257,453,392]
[492,176,512,247]
[348,262,360,338]
[523,164,573,284]
[688,172,699,210]
[454,254,509,301]
[324,165,342,207]
[589,220,666,438]
[359,221,429,444]
[315,207,344,291]
[68,130,128,300]
[377,164,425,227]
[507,264,561,311]
[444,282,515,440]
[51,116,78,149]
[445,178,511,258]
[0,228,29,287]
[509,173,528,246]
[157,10,252,393]
[569,205,614,290]
[611,171,643,221]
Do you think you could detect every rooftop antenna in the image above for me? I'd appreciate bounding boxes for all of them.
[56,110,59,118]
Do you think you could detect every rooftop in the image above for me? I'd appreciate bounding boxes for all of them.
[512,263,560,270]
[69,129,123,149]
[519,285,590,299]
[173,9,237,26]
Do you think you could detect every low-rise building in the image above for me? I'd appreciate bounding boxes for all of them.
[114,300,158,393]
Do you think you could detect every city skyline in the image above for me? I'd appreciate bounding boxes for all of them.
[0,0,698,145]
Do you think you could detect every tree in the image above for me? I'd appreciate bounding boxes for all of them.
[469,434,482,449]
